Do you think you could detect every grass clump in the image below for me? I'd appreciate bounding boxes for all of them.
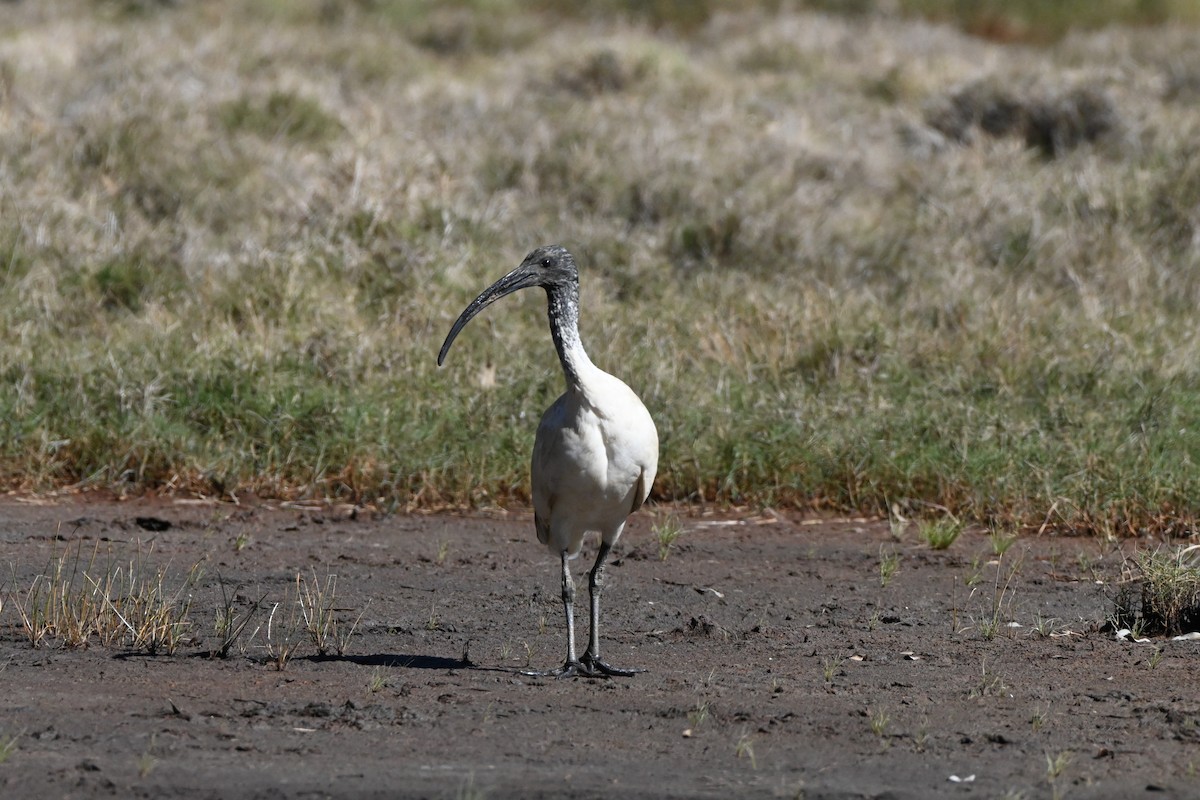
[868,707,890,738]
[264,597,304,671]
[5,536,368,664]
[925,80,1121,157]
[212,579,265,659]
[296,569,364,656]
[90,254,185,312]
[734,730,757,769]
[219,91,343,145]
[9,540,199,654]
[878,546,900,587]
[653,515,683,561]
[1114,546,1200,637]
[1045,750,1073,800]
[0,733,18,765]
[919,517,964,551]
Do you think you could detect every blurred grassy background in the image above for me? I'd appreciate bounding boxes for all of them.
[1,0,1198,535]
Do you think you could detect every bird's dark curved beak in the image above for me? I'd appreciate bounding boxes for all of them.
[437,266,538,366]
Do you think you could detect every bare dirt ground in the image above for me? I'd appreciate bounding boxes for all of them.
[1,498,1197,799]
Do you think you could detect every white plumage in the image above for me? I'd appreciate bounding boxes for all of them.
[438,245,658,678]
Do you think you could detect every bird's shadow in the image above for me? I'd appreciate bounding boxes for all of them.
[305,653,509,672]
[111,647,515,673]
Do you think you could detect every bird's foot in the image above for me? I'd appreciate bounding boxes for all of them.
[519,660,584,679]
[519,655,644,679]
[579,652,645,677]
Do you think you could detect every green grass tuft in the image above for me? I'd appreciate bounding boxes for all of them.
[919,517,964,551]
[220,91,343,145]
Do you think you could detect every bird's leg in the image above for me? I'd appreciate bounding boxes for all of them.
[562,548,579,665]
[584,540,609,661]
[521,550,582,678]
[580,540,644,677]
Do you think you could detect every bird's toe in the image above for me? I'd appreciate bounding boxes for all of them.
[580,653,645,677]
[520,661,583,679]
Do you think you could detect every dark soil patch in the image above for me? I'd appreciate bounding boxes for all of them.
[1,498,1197,798]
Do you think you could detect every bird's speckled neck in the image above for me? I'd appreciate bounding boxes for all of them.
[546,281,594,390]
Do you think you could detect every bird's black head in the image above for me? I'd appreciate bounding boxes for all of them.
[437,244,580,366]
[516,244,578,289]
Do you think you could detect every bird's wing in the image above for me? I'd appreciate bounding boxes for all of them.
[532,396,567,545]
[534,503,552,545]
[629,467,649,515]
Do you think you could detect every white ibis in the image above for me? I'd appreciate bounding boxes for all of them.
[438,245,658,678]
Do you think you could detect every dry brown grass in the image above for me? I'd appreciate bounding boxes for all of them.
[0,2,1198,533]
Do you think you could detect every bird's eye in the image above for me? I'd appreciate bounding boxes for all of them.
[541,257,553,268]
